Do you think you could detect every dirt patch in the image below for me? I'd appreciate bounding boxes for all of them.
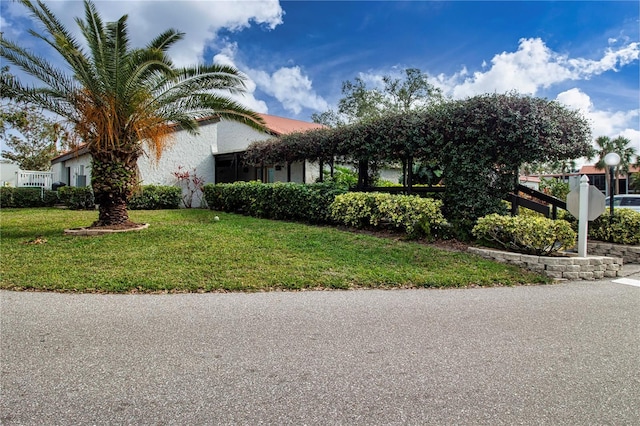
[64,222,149,236]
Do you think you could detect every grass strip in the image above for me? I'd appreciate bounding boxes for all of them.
[0,208,548,292]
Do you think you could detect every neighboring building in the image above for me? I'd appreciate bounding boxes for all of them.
[578,164,639,195]
[51,114,326,204]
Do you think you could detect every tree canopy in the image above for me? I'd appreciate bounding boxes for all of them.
[1,102,71,170]
[311,68,443,127]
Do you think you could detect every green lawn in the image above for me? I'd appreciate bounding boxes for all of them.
[0,208,548,292]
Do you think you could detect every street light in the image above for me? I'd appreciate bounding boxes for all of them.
[604,152,621,232]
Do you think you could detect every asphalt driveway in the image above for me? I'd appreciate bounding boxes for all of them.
[1,276,639,425]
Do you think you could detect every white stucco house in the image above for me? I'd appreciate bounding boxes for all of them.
[51,114,325,204]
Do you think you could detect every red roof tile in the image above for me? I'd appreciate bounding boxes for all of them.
[579,164,640,175]
[258,113,326,136]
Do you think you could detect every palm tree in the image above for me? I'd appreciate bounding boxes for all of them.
[592,136,637,195]
[1,0,265,226]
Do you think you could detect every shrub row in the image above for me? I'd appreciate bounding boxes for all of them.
[128,185,181,210]
[0,187,59,208]
[585,209,640,245]
[330,192,448,240]
[472,214,576,256]
[202,181,346,223]
[58,186,95,210]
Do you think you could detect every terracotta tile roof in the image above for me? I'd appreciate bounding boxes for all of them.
[579,164,640,175]
[257,113,326,136]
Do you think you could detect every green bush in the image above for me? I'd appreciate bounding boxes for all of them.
[0,187,59,207]
[42,190,59,206]
[472,214,576,256]
[330,192,448,240]
[58,186,95,210]
[14,187,43,207]
[587,209,640,245]
[128,185,181,210]
[202,181,346,224]
[0,187,15,207]
[322,165,358,189]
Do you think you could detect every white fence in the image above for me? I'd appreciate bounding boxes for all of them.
[16,170,53,190]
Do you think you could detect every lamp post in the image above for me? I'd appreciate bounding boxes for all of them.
[604,152,621,237]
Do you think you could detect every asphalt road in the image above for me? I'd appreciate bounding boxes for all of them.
[1,278,639,425]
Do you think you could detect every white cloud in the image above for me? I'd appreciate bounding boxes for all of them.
[250,66,329,115]
[212,44,268,114]
[439,37,639,99]
[213,42,328,115]
[19,0,284,67]
[556,88,640,157]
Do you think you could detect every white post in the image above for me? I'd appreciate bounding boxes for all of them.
[577,175,589,257]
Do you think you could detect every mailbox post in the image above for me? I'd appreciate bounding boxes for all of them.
[566,176,606,257]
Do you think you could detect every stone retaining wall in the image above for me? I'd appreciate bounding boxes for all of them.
[587,242,640,264]
[467,247,622,280]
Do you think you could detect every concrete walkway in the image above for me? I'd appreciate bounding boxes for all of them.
[1,272,639,425]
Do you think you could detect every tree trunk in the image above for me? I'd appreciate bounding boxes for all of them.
[90,152,138,227]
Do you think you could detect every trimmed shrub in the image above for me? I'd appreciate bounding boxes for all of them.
[0,187,59,207]
[128,185,181,210]
[330,192,386,228]
[472,214,576,256]
[0,187,15,207]
[42,190,59,206]
[588,209,640,245]
[202,181,346,224]
[12,188,44,207]
[58,186,95,210]
[330,192,448,240]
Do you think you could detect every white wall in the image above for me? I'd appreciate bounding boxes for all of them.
[214,119,272,155]
[0,162,20,186]
[138,120,217,188]
[66,156,92,187]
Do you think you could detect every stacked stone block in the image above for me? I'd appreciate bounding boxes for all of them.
[587,242,640,265]
[467,247,622,280]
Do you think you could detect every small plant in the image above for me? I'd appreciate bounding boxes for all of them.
[322,165,358,189]
[472,214,576,256]
[540,177,570,201]
[173,166,205,208]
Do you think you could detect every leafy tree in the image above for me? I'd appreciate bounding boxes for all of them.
[310,110,344,128]
[381,68,443,115]
[312,68,442,127]
[1,102,70,170]
[1,0,264,226]
[591,136,637,195]
[312,68,442,183]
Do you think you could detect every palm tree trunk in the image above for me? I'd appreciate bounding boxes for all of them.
[90,152,137,226]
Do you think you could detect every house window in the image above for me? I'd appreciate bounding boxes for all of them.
[76,165,87,187]
[214,153,259,183]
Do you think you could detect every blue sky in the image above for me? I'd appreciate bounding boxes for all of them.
[1,0,639,157]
